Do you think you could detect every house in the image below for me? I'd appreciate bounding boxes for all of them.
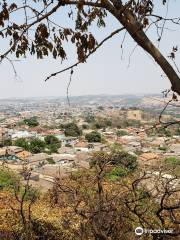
[0,128,11,144]
[123,141,141,152]
[138,152,160,166]
[6,146,23,155]
[149,137,166,147]
[57,146,75,154]
[92,143,108,151]
[0,148,7,157]
[16,151,32,161]
[28,153,49,167]
[127,110,142,121]
[61,136,78,146]
[51,153,76,164]
[169,144,180,154]
[74,141,90,152]
[40,129,65,141]
[11,130,37,140]
[0,146,23,163]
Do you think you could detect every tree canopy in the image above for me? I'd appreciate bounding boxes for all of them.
[0,0,180,95]
[62,122,82,137]
[85,130,102,142]
[24,116,39,128]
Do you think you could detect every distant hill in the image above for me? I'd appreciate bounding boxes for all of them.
[0,94,179,110]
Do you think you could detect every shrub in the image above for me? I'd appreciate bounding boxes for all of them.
[0,168,19,190]
[106,166,128,181]
[29,139,46,153]
[165,157,180,166]
[158,146,167,151]
[111,151,137,171]
[47,157,56,164]
[63,122,82,137]
[24,116,39,127]
[116,130,128,136]
[85,131,101,142]
[90,150,137,172]
[44,135,60,145]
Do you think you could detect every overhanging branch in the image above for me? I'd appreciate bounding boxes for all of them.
[45,27,125,81]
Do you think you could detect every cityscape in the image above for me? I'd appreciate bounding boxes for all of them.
[0,94,179,191]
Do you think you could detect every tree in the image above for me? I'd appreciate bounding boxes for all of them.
[63,122,82,137]
[14,138,46,153]
[28,139,46,154]
[110,150,137,171]
[91,149,137,171]
[91,118,112,130]
[44,135,60,145]
[44,135,61,153]
[14,138,29,150]
[0,167,19,190]
[97,106,104,111]
[0,1,180,95]
[85,130,102,142]
[24,117,39,128]
[49,164,180,240]
[85,114,95,124]
[116,130,128,136]
[0,166,180,239]
[82,124,89,129]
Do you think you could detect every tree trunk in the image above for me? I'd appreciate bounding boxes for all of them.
[115,9,180,95]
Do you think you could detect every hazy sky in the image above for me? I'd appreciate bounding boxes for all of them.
[0,1,180,98]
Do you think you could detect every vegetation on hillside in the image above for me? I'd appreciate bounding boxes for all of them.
[24,117,39,128]
[14,135,61,154]
[0,157,179,239]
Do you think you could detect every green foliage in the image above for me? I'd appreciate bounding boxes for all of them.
[3,139,12,146]
[65,143,72,147]
[28,139,46,154]
[106,166,128,181]
[103,119,112,127]
[110,142,123,151]
[165,157,180,166]
[71,170,83,180]
[44,135,61,153]
[111,151,137,171]
[47,157,56,164]
[92,122,102,129]
[85,114,95,123]
[14,138,45,154]
[0,139,12,147]
[91,150,137,172]
[24,116,39,127]
[85,131,101,142]
[14,138,29,149]
[89,151,108,167]
[46,144,59,154]
[158,146,168,151]
[97,106,104,110]
[62,122,82,137]
[158,128,172,137]
[92,118,112,130]
[0,168,18,190]
[82,124,89,129]
[116,130,128,136]
[147,127,172,137]
[134,149,143,156]
[20,186,39,201]
[175,128,180,135]
[118,119,141,128]
[14,136,61,154]
[44,135,60,145]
